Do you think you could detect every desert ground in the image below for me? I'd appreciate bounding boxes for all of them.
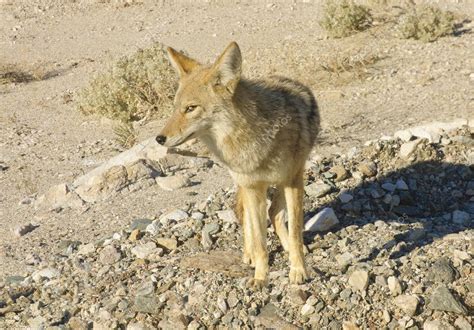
[0,0,473,328]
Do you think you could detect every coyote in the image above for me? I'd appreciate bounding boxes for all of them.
[156,42,319,287]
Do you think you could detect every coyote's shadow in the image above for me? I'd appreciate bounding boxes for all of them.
[302,160,473,261]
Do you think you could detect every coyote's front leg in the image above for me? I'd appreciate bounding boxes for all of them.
[241,184,268,289]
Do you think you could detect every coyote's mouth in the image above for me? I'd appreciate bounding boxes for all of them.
[165,132,195,147]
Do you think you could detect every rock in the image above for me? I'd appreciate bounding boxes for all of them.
[131,242,158,259]
[201,223,220,248]
[227,291,239,308]
[400,139,422,159]
[304,208,339,232]
[453,250,470,261]
[423,320,455,330]
[336,252,354,268]
[36,183,85,210]
[381,182,396,192]
[342,321,360,330]
[77,243,95,255]
[428,258,455,283]
[191,212,204,221]
[394,129,414,142]
[358,161,377,177]
[13,223,38,237]
[68,317,88,330]
[155,174,191,191]
[329,165,349,182]
[289,288,308,305]
[73,138,167,188]
[428,285,467,315]
[216,210,238,223]
[160,209,188,224]
[452,210,470,225]
[128,229,142,241]
[339,192,353,204]
[305,181,331,198]
[145,221,161,236]
[134,295,160,314]
[387,276,403,296]
[301,304,315,316]
[75,159,159,203]
[454,317,472,330]
[179,251,251,278]
[395,179,409,190]
[32,268,60,282]
[155,237,178,250]
[217,296,227,313]
[348,269,369,292]
[130,219,153,231]
[99,245,121,264]
[255,303,299,329]
[393,295,419,316]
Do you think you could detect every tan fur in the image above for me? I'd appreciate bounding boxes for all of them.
[157,42,320,287]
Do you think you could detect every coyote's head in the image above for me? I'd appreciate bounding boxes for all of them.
[156,42,242,147]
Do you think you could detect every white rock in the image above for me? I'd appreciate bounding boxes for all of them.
[454,316,472,330]
[216,210,238,223]
[131,242,158,259]
[32,268,60,282]
[300,304,315,316]
[13,223,38,237]
[393,294,419,316]
[400,139,422,159]
[160,209,188,225]
[77,243,96,255]
[394,129,414,142]
[453,250,470,261]
[388,276,403,296]
[191,212,205,221]
[304,181,332,198]
[423,320,453,330]
[73,138,167,187]
[145,221,161,235]
[155,174,191,191]
[348,269,369,292]
[304,208,339,232]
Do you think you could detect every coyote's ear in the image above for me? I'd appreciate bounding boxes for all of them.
[167,47,200,77]
[210,42,242,93]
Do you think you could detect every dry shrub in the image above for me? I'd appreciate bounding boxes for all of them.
[320,0,373,38]
[396,5,455,42]
[318,50,384,85]
[113,122,137,149]
[0,63,53,85]
[78,42,177,123]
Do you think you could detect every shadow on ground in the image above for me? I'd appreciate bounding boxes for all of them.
[303,160,473,261]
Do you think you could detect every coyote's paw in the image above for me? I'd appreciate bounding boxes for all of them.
[289,266,308,284]
[246,277,268,290]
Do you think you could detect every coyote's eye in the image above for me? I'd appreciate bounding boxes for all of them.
[185,105,197,114]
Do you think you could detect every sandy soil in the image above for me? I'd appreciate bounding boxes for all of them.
[0,0,473,278]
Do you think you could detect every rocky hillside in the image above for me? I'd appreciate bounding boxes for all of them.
[1,119,472,329]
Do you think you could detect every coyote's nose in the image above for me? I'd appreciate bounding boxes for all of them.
[156,135,167,145]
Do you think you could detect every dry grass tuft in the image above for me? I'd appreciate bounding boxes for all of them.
[78,42,177,123]
[396,5,455,42]
[113,122,138,149]
[320,0,373,38]
[0,64,53,85]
